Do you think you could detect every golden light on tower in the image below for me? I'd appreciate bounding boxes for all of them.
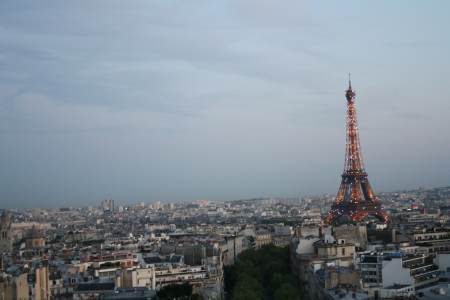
[326,76,388,225]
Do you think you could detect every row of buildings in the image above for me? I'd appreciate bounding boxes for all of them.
[291,220,450,299]
[0,201,294,300]
[1,185,450,299]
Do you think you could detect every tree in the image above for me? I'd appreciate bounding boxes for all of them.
[274,283,300,300]
[270,273,284,291]
[225,245,303,300]
[157,283,193,300]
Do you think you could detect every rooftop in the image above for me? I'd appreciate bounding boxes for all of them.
[327,288,372,300]
[384,283,412,289]
[417,283,450,300]
[75,281,115,292]
[100,288,156,300]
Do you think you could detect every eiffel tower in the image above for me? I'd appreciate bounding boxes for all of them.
[326,77,388,225]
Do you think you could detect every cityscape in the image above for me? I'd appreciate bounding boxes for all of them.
[1,1,450,300]
[2,82,450,300]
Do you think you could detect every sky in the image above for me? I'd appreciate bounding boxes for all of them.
[1,1,450,208]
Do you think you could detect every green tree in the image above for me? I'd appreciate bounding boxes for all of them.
[274,283,300,300]
[270,272,284,291]
[231,288,262,300]
[225,245,303,300]
[157,283,193,300]
[232,273,264,299]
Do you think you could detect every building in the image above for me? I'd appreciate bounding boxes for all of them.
[89,253,139,280]
[73,281,115,300]
[255,230,272,249]
[30,264,50,300]
[0,272,29,300]
[24,226,46,250]
[291,229,361,299]
[358,251,439,297]
[101,199,115,212]
[0,212,12,254]
[409,227,450,253]
[333,224,368,249]
[119,265,207,290]
[100,288,156,300]
[417,283,450,299]
[359,252,383,289]
[219,235,246,266]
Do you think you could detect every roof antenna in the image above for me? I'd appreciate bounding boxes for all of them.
[348,73,352,89]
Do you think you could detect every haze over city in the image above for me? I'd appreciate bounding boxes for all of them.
[1,0,450,208]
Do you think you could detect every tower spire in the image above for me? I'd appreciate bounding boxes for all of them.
[348,73,352,90]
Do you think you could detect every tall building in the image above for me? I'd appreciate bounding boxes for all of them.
[0,272,29,300]
[101,199,115,212]
[327,78,388,224]
[0,211,12,254]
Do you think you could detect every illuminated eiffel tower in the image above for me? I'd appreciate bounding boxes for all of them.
[326,77,388,225]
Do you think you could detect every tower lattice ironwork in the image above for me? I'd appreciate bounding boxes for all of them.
[326,77,388,224]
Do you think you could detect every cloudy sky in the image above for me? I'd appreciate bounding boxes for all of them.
[1,1,449,208]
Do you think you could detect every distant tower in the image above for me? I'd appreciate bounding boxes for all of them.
[101,198,114,212]
[326,77,388,224]
[0,211,13,254]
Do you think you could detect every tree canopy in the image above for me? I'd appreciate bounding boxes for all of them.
[225,245,303,300]
[157,283,204,300]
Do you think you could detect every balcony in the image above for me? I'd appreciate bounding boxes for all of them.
[409,264,438,276]
[413,266,440,280]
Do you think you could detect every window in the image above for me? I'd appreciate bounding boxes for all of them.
[341,248,346,256]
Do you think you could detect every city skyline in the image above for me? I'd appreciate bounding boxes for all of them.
[2,3,450,299]
[1,1,450,208]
